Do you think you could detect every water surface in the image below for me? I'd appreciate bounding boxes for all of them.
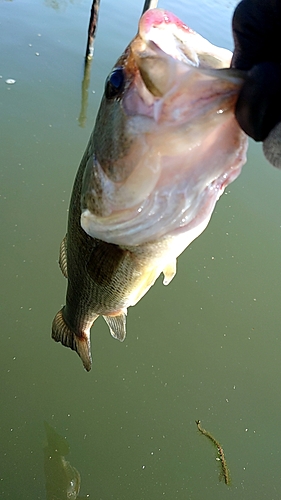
[1,1,281,498]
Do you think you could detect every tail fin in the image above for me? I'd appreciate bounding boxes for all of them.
[103,310,127,341]
[52,308,92,371]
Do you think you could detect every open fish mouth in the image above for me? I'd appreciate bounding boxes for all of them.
[138,8,232,68]
[81,9,247,249]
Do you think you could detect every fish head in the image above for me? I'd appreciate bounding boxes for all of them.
[81,8,247,252]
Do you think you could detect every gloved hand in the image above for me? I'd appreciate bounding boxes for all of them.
[231,0,281,167]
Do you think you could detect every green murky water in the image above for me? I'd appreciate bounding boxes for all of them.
[1,1,281,498]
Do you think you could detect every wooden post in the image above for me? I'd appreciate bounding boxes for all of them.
[85,0,101,61]
[142,0,158,15]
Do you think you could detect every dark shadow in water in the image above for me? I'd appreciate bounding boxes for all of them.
[44,421,89,499]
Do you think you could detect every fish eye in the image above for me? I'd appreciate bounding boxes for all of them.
[104,67,125,99]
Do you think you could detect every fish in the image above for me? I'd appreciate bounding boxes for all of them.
[44,422,82,499]
[52,8,248,371]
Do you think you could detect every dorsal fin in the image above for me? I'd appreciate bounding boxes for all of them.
[59,235,68,278]
[103,310,127,341]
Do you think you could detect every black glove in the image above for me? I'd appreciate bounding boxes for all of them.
[231,0,281,167]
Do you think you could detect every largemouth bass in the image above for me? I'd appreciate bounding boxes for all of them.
[52,8,247,371]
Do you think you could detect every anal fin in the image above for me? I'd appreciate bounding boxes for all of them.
[59,235,68,278]
[163,258,177,285]
[103,310,127,342]
[52,308,93,371]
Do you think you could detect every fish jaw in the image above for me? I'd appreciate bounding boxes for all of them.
[81,9,247,251]
[136,8,233,70]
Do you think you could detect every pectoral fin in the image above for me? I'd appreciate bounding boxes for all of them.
[59,235,68,278]
[52,308,94,371]
[103,310,127,341]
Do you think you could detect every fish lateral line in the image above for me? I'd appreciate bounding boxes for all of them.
[195,419,230,485]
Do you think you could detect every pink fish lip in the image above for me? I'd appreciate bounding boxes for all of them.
[139,8,195,39]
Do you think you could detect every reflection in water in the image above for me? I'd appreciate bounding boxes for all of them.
[44,422,88,499]
[79,61,92,128]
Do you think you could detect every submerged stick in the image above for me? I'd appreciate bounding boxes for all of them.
[85,0,101,61]
[195,420,230,485]
[78,61,92,128]
[142,0,158,15]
